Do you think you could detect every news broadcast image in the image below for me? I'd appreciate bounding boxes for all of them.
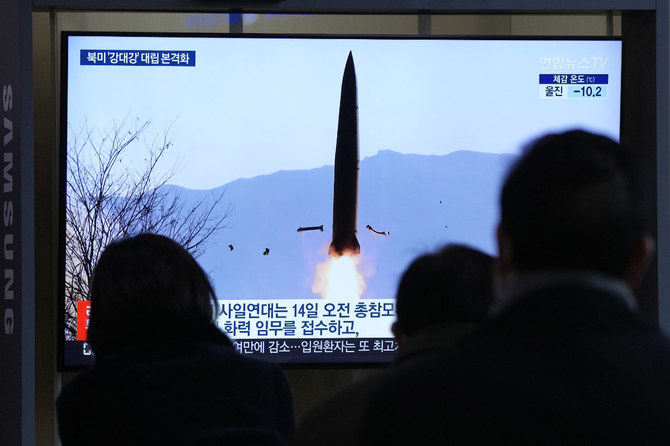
[62,35,622,366]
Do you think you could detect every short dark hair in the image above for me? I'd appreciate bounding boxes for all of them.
[394,245,493,336]
[500,129,651,276]
[87,233,222,359]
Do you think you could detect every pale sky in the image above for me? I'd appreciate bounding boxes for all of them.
[66,35,622,190]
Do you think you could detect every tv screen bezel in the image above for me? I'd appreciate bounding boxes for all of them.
[57,30,624,371]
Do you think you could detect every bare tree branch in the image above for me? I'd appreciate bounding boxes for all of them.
[64,117,230,340]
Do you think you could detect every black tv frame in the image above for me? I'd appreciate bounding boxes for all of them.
[57,29,630,370]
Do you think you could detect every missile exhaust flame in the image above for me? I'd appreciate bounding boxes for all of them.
[312,253,365,299]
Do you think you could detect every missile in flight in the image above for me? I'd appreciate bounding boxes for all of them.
[329,51,361,257]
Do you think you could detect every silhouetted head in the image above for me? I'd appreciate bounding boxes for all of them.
[498,129,653,280]
[87,233,225,360]
[393,245,493,339]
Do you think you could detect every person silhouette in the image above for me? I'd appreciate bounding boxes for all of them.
[57,233,295,446]
[362,130,670,445]
[293,244,493,446]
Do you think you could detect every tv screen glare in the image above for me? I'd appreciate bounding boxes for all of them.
[59,32,622,368]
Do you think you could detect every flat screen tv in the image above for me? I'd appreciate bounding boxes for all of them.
[59,32,622,369]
